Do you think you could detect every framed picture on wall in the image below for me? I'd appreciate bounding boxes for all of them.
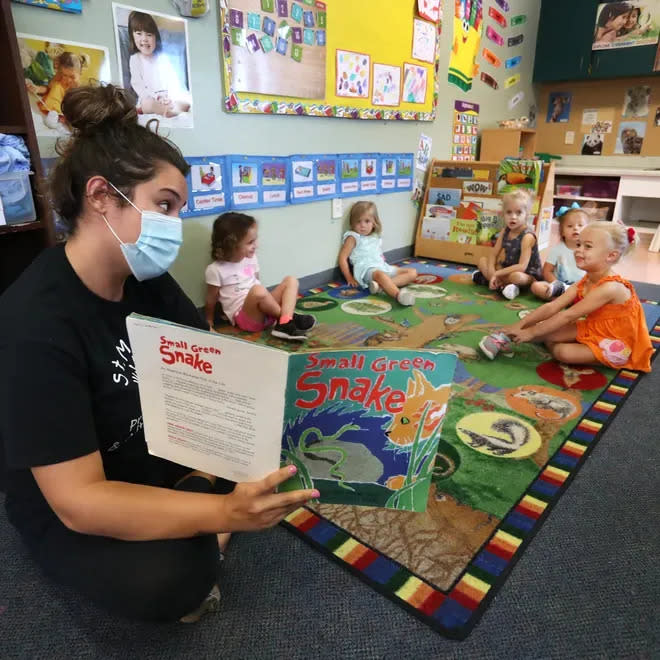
[112,2,194,128]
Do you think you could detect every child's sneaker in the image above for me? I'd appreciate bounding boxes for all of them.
[479,332,514,360]
[549,280,566,297]
[293,313,316,332]
[501,284,520,300]
[396,289,415,306]
[471,270,488,286]
[271,320,307,341]
[368,280,381,295]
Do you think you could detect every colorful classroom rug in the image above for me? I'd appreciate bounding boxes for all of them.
[216,258,660,639]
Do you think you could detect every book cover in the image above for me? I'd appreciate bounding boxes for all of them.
[496,159,542,195]
[421,215,452,241]
[126,315,457,512]
[476,212,502,246]
[449,218,478,244]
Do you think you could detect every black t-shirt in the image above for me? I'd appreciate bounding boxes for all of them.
[0,245,206,539]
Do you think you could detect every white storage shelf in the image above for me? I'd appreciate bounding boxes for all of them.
[554,167,660,253]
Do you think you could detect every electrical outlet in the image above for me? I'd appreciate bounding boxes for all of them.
[331,198,343,219]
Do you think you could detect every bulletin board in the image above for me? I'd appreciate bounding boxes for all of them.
[220,0,439,120]
[536,79,660,157]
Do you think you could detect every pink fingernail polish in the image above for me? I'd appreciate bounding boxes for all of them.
[311,490,320,498]
[288,465,297,475]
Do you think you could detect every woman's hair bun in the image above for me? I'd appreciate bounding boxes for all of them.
[61,83,138,133]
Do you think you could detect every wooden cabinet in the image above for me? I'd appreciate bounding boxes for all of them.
[0,3,54,294]
[479,129,536,163]
[533,0,660,82]
[533,0,595,82]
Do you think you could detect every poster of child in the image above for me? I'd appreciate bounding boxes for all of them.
[592,2,660,50]
[112,3,193,129]
[18,34,110,137]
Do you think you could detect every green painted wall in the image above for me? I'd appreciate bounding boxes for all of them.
[12,0,541,305]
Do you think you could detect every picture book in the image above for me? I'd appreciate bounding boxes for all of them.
[449,218,478,244]
[126,315,458,512]
[421,215,451,241]
[496,158,542,195]
[476,211,502,246]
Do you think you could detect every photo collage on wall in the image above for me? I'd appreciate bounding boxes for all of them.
[182,152,413,217]
[451,101,479,161]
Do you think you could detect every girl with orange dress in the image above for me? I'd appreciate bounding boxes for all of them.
[494,222,652,371]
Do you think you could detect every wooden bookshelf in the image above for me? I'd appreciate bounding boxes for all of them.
[414,159,555,266]
[0,2,54,293]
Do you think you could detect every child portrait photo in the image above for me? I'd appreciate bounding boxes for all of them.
[112,3,194,128]
[18,34,110,137]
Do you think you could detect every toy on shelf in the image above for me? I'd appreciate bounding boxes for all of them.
[497,116,529,129]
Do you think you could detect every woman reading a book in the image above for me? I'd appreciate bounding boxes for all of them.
[0,84,316,623]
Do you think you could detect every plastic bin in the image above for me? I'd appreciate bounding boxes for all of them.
[0,171,37,224]
[556,184,582,196]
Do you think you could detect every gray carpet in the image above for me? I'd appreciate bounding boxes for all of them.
[2,326,659,658]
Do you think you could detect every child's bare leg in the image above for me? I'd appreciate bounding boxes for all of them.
[504,271,534,288]
[372,270,401,298]
[477,256,495,279]
[269,275,299,320]
[241,284,281,322]
[538,324,598,365]
[531,280,554,300]
[391,267,417,287]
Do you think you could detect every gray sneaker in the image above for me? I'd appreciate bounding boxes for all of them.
[479,332,514,360]
[549,280,566,297]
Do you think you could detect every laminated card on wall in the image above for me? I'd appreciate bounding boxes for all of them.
[228,155,289,209]
[183,156,229,218]
[289,154,339,203]
[126,314,457,511]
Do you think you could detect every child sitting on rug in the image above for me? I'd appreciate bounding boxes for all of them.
[531,204,589,300]
[338,200,418,306]
[478,222,652,372]
[472,189,543,300]
[205,212,315,341]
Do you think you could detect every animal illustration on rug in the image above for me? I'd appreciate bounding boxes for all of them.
[512,388,577,420]
[366,309,499,348]
[457,418,530,455]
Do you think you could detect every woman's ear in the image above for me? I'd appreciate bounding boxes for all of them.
[85,176,112,215]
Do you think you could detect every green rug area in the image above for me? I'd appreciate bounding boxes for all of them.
[215,258,655,639]
[217,260,613,525]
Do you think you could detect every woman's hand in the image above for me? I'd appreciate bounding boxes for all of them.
[219,466,318,532]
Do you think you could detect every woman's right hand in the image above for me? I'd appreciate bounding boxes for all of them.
[219,466,318,532]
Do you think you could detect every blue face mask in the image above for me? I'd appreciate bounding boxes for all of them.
[103,182,183,281]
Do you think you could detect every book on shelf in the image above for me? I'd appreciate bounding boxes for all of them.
[126,314,458,512]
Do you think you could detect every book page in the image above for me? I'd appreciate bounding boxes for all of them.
[126,315,288,482]
[280,348,457,511]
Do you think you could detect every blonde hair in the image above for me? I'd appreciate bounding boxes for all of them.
[501,189,533,213]
[558,208,589,243]
[588,221,637,261]
[349,201,382,235]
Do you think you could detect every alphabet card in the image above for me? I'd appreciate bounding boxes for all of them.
[127,313,457,511]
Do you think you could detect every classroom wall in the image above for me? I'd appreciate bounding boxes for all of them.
[12,0,541,306]
[535,80,660,170]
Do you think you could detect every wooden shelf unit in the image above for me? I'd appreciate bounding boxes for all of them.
[479,128,537,162]
[0,2,54,294]
[414,159,555,266]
